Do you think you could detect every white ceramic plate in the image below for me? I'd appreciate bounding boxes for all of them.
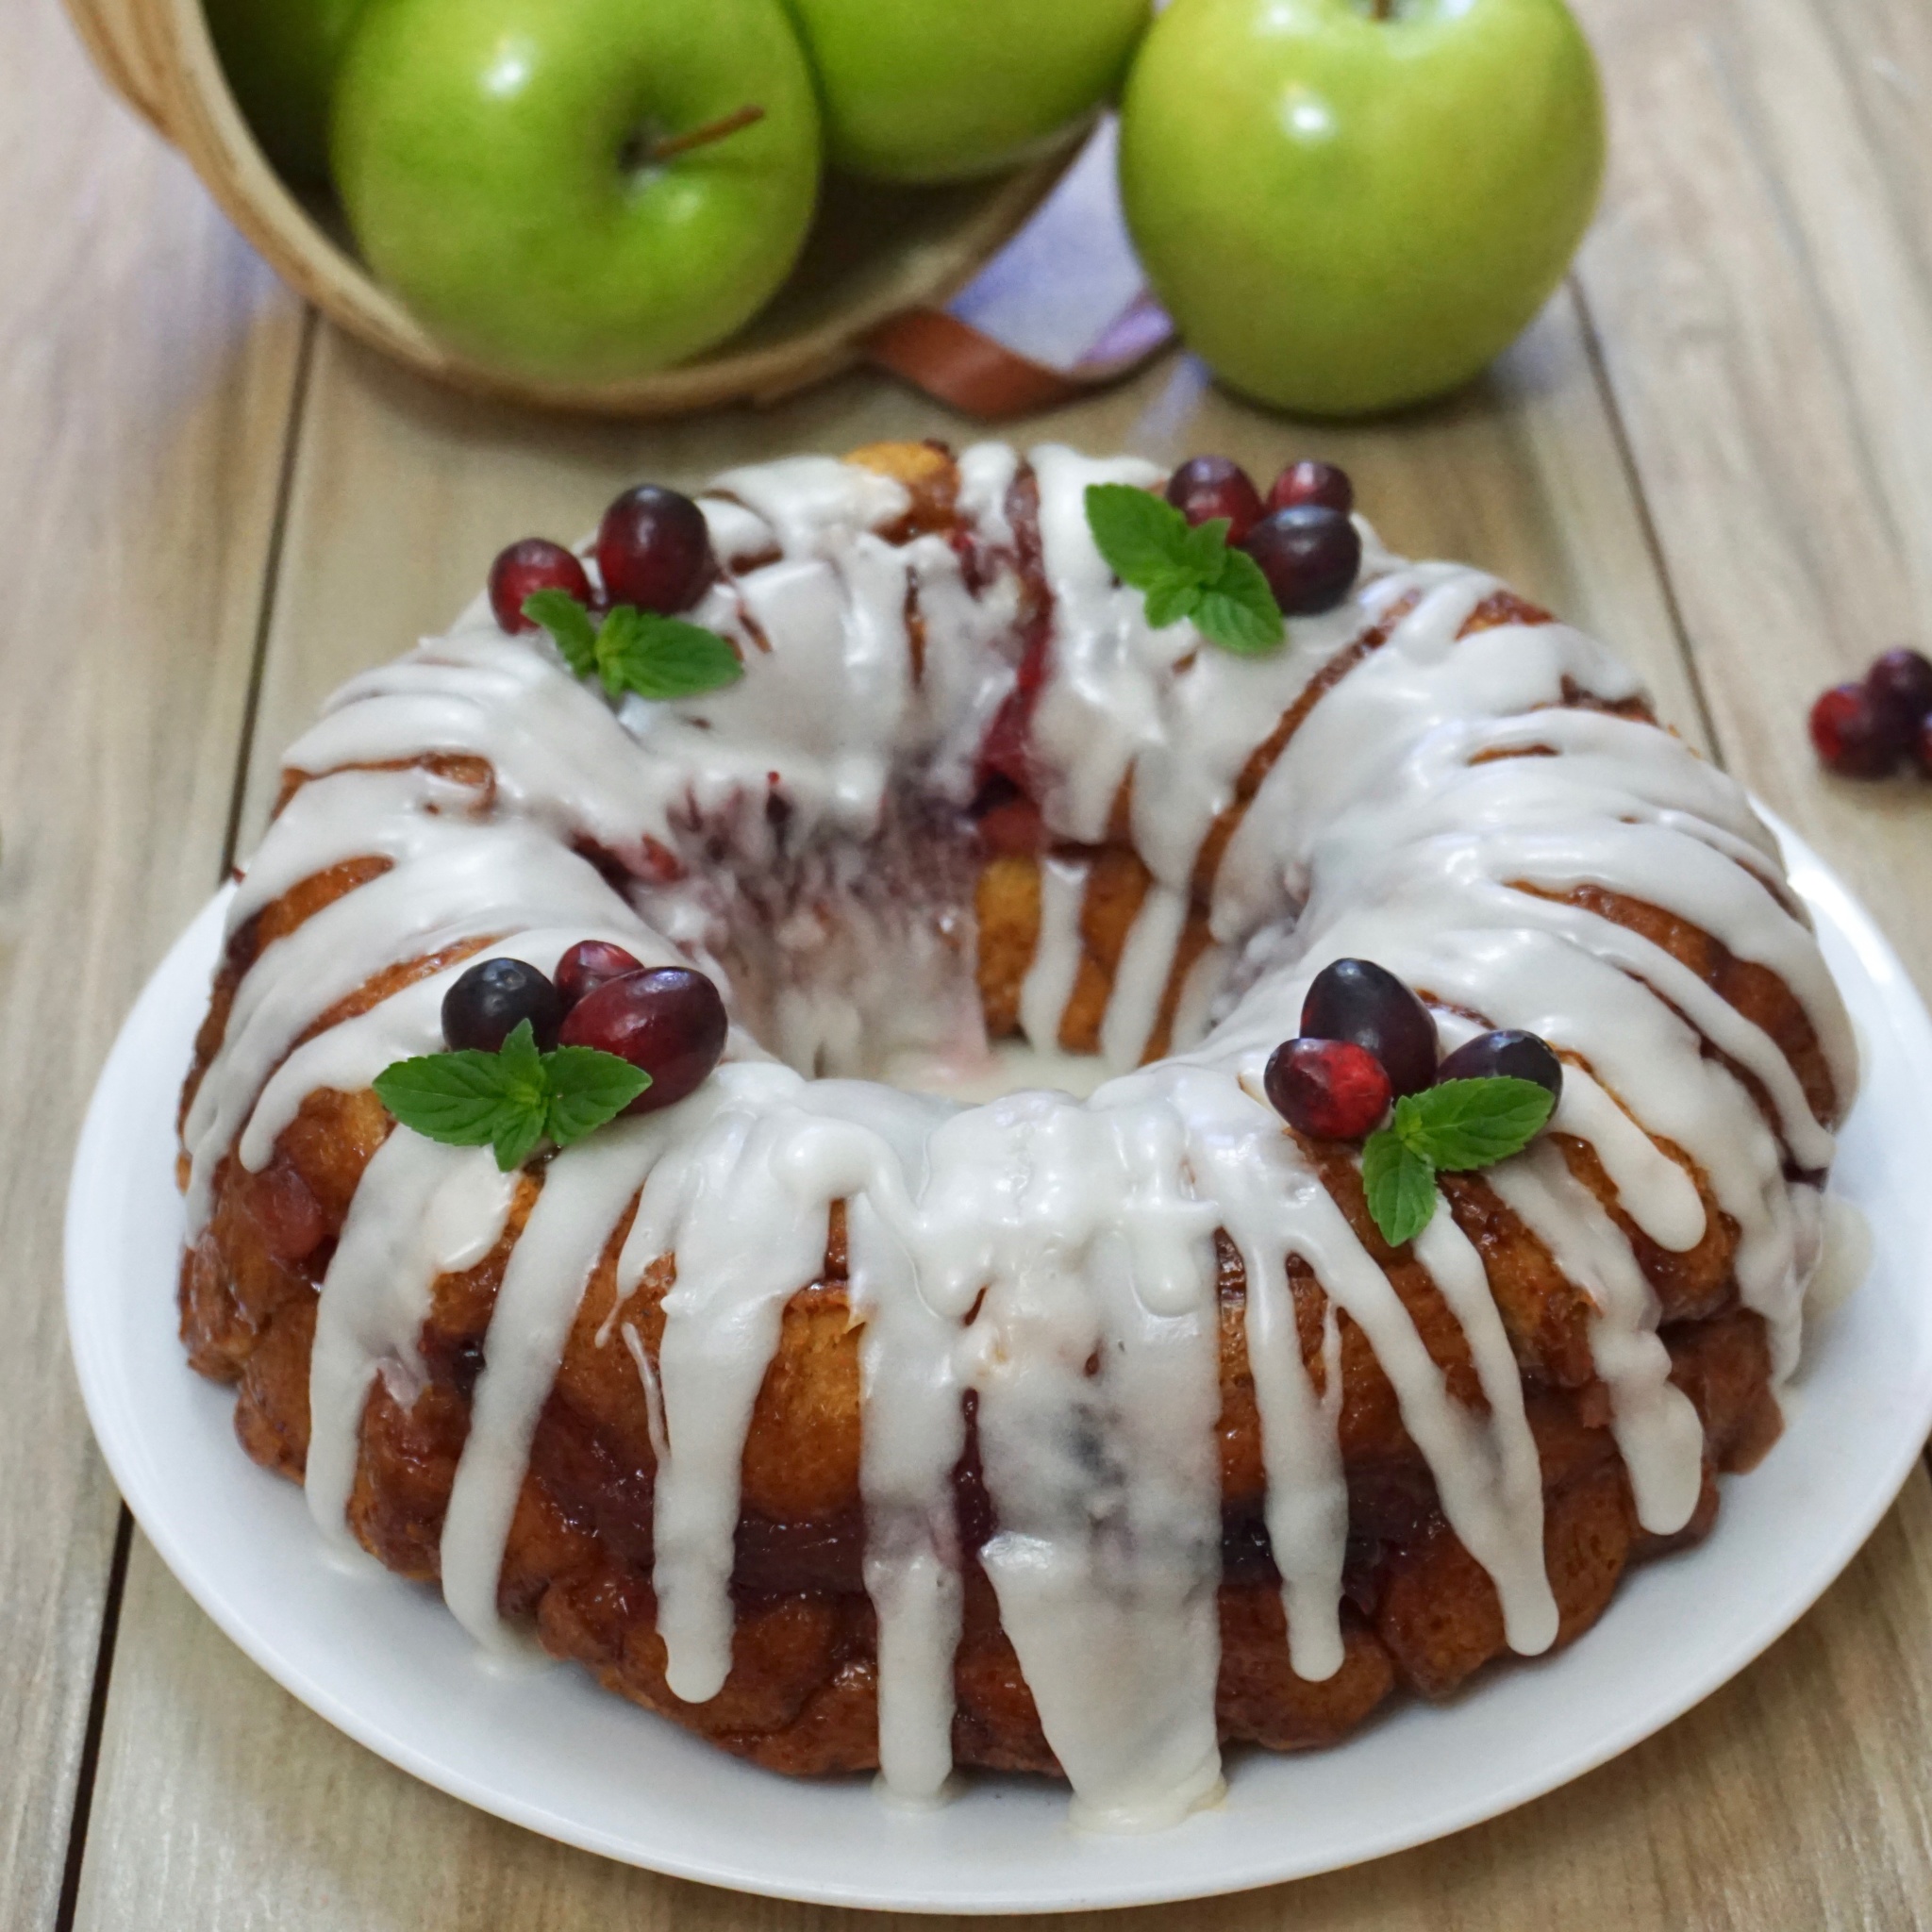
[65,821,1932,1915]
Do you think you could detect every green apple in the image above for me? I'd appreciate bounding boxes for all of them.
[1118,0,1605,416]
[781,0,1150,183]
[205,0,365,184]
[331,0,823,382]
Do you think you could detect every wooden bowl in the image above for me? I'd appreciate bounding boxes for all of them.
[63,0,1074,414]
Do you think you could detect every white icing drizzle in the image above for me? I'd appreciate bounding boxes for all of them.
[1099,884,1188,1072]
[441,1123,665,1650]
[1486,1147,1706,1534]
[849,1183,964,1806]
[1019,854,1089,1053]
[186,442,1857,1829]
[614,1065,836,1702]
[1407,1210,1558,1651]
[1552,1064,1707,1254]
[955,441,1019,548]
[307,1132,518,1548]
[936,1088,1226,1833]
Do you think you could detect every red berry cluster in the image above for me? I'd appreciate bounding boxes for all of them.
[1809,648,1932,780]
[443,943,727,1115]
[1166,456,1360,616]
[487,483,716,634]
[1263,958,1563,1142]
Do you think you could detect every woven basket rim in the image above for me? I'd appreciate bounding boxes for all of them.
[66,0,1077,416]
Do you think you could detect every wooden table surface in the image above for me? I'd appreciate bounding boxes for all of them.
[8,0,1932,1924]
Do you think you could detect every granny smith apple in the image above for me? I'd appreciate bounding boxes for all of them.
[205,0,365,184]
[781,0,1150,183]
[331,0,823,382]
[1118,0,1605,415]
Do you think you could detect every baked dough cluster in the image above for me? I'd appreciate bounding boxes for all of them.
[178,441,1851,1828]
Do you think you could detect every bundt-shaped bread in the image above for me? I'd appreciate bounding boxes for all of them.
[178,441,1851,1829]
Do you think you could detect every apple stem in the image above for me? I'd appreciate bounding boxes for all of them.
[640,104,767,167]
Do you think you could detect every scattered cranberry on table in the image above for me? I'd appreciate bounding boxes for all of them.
[442,957,567,1054]
[1809,646,1932,780]
[488,539,591,634]
[1166,455,1264,545]
[1300,958,1439,1097]
[1268,459,1355,518]
[1436,1028,1564,1103]
[1264,1037,1393,1141]
[1867,648,1932,746]
[1810,682,1901,778]
[558,965,729,1115]
[554,939,644,1008]
[596,484,714,614]
[1243,504,1362,617]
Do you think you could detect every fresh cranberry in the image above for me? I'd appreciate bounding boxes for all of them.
[558,967,728,1113]
[1809,683,1898,778]
[488,539,591,634]
[555,940,644,1008]
[1165,456,1264,544]
[1264,1038,1392,1141]
[1268,459,1355,517]
[596,485,714,613]
[1865,648,1932,747]
[442,958,567,1053]
[1242,506,1362,617]
[1435,1029,1564,1104]
[1301,958,1439,1097]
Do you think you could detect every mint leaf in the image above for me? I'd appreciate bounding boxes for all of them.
[1142,573,1205,629]
[494,1017,545,1091]
[523,589,597,679]
[371,1050,518,1144]
[1179,516,1233,576]
[544,1044,651,1146]
[374,1020,653,1171]
[1084,483,1194,587]
[1393,1077,1556,1173]
[491,1102,548,1173]
[1361,1128,1438,1247]
[1085,481,1286,658]
[524,591,741,705]
[373,1021,544,1170]
[1194,545,1285,655]
[595,606,743,703]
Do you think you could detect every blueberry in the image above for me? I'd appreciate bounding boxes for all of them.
[441,958,566,1054]
[1435,1029,1564,1104]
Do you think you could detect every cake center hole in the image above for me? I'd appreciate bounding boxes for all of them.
[629,790,1108,1103]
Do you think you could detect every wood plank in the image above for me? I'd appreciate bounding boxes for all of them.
[0,8,307,1927]
[1571,0,1932,995]
[70,284,1840,1928]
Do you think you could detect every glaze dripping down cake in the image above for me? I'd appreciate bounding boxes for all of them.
[178,441,1853,1830]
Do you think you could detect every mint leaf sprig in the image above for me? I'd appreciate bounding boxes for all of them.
[1083,483,1285,657]
[1360,1076,1557,1248]
[523,590,744,704]
[373,1019,650,1173]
